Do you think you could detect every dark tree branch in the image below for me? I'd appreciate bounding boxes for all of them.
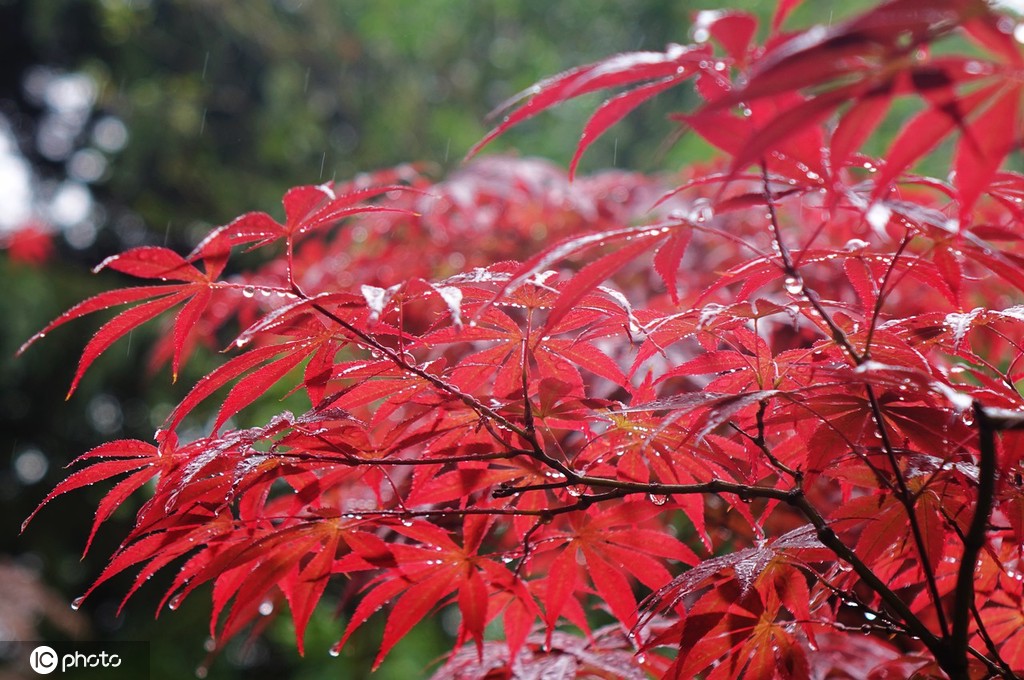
[949,402,1001,678]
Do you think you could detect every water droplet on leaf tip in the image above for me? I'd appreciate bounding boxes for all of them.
[71,596,85,611]
[783,277,804,295]
[329,644,342,657]
[195,666,209,679]
[242,286,255,298]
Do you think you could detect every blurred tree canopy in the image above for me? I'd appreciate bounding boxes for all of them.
[1,1,872,678]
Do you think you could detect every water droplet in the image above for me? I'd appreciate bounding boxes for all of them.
[168,593,184,610]
[71,596,85,611]
[865,203,891,235]
[648,493,668,506]
[195,666,209,679]
[241,286,255,298]
[329,643,342,657]
[204,637,216,652]
[258,600,274,616]
[962,411,975,426]
[864,611,877,621]
[784,276,804,295]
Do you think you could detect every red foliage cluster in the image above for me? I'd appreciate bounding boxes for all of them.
[21,1,1024,678]
[3,222,55,265]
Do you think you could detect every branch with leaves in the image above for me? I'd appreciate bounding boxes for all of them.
[20,1,1024,678]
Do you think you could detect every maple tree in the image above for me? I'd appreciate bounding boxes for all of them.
[18,0,1024,677]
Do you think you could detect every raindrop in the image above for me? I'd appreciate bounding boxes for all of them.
[168,593,184,610]
[964,60,985,75]
[962,411,975,426]
[784,276,804,295]
[71,596,85,611]
[864,611,877,621]
[648,493,668,506]
[258,600,274,616]
[242,286,256,298]
[195,666,209,679]
[865,203,891,235]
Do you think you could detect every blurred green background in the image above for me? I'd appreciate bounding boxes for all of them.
[0,1,873,678]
